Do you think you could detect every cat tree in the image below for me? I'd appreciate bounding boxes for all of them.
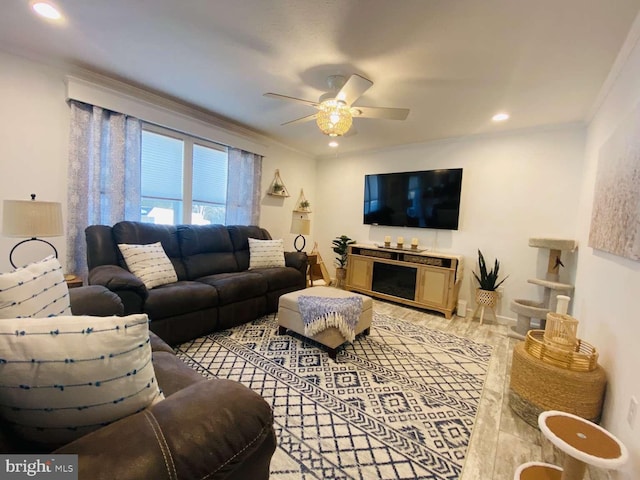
[509,238,578,340]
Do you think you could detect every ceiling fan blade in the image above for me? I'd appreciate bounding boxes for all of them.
[351,105,410,120]
[264,93,319,108]
[281,113,318,126]
[335,74,373,106]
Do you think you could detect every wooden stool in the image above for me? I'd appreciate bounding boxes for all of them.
[538,410,629,480]
[514,462,562,480]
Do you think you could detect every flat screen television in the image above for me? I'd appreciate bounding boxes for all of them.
[363,168,463,230]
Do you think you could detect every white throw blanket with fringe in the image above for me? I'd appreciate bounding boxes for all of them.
[297,295,363,342]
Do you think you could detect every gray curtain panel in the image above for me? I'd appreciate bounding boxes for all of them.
[226,147,262,226]
[66,100,141,277]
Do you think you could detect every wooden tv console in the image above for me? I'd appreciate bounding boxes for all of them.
[345,244,463,318]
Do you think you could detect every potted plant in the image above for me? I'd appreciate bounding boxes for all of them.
[299,200,311,211]
[472,249,508,310]
[272,182,284,194]
[332,235,356,288]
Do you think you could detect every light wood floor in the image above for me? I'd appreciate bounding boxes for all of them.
[373,299,608,480]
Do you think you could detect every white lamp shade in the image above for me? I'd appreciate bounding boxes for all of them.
[290,217,311,235]
[3,199,63,238]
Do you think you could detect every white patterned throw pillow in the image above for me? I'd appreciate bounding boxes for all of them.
[248,238,286,269]
[0,313,164,447]
[118,242,178,289]
[0,255,71,318]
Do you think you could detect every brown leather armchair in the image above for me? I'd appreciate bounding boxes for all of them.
[0,286,277,480]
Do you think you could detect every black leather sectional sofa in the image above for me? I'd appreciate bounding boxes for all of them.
[0,285,277,479]
[85,221,307,344]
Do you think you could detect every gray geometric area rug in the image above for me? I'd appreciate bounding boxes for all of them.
[176,312,493,480]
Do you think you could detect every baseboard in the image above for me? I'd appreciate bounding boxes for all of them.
[459,308,516,326]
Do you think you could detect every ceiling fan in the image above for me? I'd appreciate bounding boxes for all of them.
[264,74,410,137]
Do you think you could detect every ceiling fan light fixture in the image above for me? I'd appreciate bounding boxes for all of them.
[316,100,352,136]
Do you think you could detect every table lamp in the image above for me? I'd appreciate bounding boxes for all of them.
[2,194,63,268]
[290,214,311,252]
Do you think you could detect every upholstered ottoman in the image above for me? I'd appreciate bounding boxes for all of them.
[277,286,373,359]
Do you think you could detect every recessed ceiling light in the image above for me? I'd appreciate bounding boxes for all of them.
[328,141,339,148]
[492,112,510,122]
[32,2,62,20]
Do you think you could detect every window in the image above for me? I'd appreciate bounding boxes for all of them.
[141,125,228,225]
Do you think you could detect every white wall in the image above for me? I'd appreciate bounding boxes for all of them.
[0,50,315,273]
[575,25,640,478]
[0,51,70,272]
[260,146,316,250]
[315,126,586,319]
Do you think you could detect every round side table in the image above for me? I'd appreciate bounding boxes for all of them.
[538,410,629,480]
[514,461,563,480]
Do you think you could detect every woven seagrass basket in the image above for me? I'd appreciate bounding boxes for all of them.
[509,343,606,426]
[525,329,598,372]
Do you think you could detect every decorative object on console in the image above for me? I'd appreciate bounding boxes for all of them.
[384,236,391,248]
[332,234,356,289]
[2,194,63,268]
[264,74,409,138]
[267,169,289,197]
[0,255,71,318]
[509,238,577,340]
[290,213,311,252]
[396,236,404,249]
[472,249,508,325]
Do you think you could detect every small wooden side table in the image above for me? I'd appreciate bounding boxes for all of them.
[537,410,628,480]
[64,274,83,289]
[306,253,318,287]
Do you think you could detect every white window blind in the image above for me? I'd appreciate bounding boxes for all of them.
[193,143,227,205]
[140,126,228,225]
[141,131,183,200]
